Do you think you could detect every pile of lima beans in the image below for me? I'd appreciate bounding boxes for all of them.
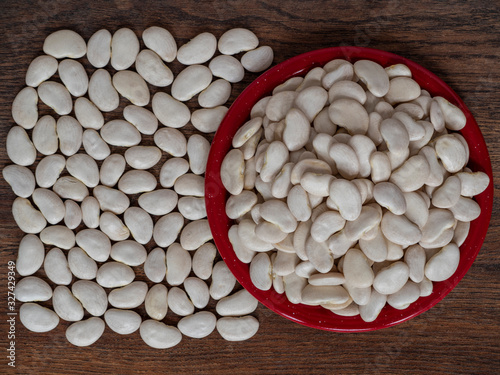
[221,56,489,322]
[4,27,274,348]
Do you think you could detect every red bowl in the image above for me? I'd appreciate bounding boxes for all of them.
[205,47,493,332]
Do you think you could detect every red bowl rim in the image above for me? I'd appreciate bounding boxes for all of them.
[205,46,494,332]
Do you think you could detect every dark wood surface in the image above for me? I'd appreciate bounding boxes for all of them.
[1,1,499,374]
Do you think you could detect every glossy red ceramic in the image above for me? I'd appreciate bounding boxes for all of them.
[205,47,493,332]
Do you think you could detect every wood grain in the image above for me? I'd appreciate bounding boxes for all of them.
[1,0,499,374]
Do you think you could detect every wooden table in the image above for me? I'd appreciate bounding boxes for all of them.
[1,1,499,374]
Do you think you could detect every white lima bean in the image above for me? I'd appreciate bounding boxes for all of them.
[111,28,140,71]
[222,57,489,324]
[87,29,111,68]
[165,243,192,286]
[15,276,52,302]
[144,284,168,320]
[52,285,85,322]
[12,87,38,129]
[104,309,142,335]
[178,311,217,339]
[171,64,212,101]
[38,81,73,115]
[216,316,259,341]
[152,92,190,128]
[96,261,135,288]
[58,59,88,97]
[144,247,166,282]
[108,282,148,309]
[3,165,36,198]
[66,318,105,347]
[8,26,274,346]
[57,116,84,156]
[184,277,210,309]
[41,225,75,250]
[25,55,58,88]
[72,281,108,317]
[111,240,148,266]
[68,247,98,280]
[142,26,177,62]
[112,70,150,106]
[123,105,158,135]
[43,30,86,59]
[177,32,217,65]
[16,234,45,276]
[168,287,194,316]
[140,320,182,349]
[6,126,37,166]
[20,303,59,333]
[35,155,64,188]
[136,49,174,88]
[209,55,245,83]
[32,115,58,155]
